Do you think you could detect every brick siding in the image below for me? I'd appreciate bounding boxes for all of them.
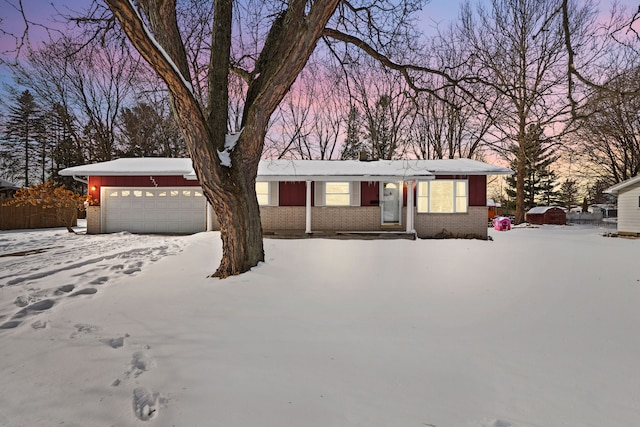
[414,206,488,239]
[86,206,101,234]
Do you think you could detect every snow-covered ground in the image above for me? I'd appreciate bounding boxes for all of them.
[0,222,638,427]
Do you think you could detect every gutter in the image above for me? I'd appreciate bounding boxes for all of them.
[72,175,88,185]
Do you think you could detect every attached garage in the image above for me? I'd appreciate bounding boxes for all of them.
[102,187,207,233]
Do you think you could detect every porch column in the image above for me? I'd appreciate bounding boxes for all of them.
[305,180,312,234]
[406,180,414,233]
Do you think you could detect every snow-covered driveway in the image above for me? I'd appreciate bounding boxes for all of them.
[0,223,186,330]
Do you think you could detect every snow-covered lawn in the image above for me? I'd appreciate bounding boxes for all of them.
[0,223,638,427]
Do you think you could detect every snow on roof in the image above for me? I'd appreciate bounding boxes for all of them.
[59,158,513,181]
[526,206,565,214]
[59,158,196,177]
[258,159,512,181]
[605,176,640,195]
[0,178,19,189]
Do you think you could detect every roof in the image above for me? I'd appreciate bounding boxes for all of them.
[526,206,566,214]
[0,178,19,190]
[59,158,513,181]
[605,176,640,195]
[59,158,195,178]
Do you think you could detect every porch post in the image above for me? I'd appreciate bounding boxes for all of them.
[305,180,312,234]
[406,180,414,233]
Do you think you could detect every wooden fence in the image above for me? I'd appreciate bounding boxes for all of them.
[0,205,77,230]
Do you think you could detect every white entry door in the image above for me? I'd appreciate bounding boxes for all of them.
[102,187,207,233]
[381,181,401,224]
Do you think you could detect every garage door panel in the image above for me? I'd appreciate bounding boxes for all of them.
[102,186,207,234]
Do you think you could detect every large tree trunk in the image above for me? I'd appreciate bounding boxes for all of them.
[106,0,339,277]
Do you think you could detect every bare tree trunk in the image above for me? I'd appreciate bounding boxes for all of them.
[105,0,339,277]
[515,141,526,224]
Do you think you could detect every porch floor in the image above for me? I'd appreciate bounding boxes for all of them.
[263,229,416,240]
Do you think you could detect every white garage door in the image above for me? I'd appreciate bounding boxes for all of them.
[102,187,207,233]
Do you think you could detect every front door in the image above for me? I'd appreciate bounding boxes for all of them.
[381,181,401,224]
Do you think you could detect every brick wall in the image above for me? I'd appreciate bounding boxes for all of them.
[260,206,306,231]
[260,206,408,232]
[86,206,101,234]
[415,206,488,239]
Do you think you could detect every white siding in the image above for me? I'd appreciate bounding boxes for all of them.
[617,182,640,234]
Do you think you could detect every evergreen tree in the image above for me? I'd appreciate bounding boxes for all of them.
[505,124,560,210]
[5,90,43,187]
[116,102,186,158]
[47,103,85,192]
[363,95,394,160]
[558,178,579,211]
[586,178,617,205]
[340,106,365,160]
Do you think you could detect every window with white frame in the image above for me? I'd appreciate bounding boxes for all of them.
[255,182,270,206]
[416,180,468,213]
[325,182,351,206]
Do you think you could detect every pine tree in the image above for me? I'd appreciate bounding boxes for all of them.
[340,106,365,160]
[558,178,579,211]
[47,103,85,192]
[5,90,44,187]
[505,124,560,211]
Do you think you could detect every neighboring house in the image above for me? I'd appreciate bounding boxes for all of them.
[59,158,512,239]
[588,204,617,219]
[0,178,19,201]
[526,206,566,225]
[605,176,640,236]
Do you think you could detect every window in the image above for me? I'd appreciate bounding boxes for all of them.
[325,182,350,206]
[255,182,270,206]
[416,180,468,213]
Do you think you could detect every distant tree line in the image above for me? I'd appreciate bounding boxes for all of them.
[2,0,640,221]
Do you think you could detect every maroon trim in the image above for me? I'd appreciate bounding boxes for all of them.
[88,175,200,205]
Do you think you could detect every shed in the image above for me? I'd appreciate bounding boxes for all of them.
[605,176,640,236]
[526,206,566,225]
[0,178,19,201]
[487,198,502,220]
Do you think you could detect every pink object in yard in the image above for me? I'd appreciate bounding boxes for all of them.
[493,217,511,231]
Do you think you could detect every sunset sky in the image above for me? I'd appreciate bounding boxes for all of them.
[0,0,635,90]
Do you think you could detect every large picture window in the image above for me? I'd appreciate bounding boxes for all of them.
[325,182,351,206]
[417,180,468,213]
[255,182,270,206]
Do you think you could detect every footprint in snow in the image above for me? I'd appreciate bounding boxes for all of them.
[69,288,98,297]
[483,420,512,427]
[0,320,21,329]
[31,320,47,329]
[129,351,156,377]
[89,276,109,285]
[70,323,100,338]
[102,334,129,349]
[132,387,161,421]
[13,299,55,319]
[54,284,75,295]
